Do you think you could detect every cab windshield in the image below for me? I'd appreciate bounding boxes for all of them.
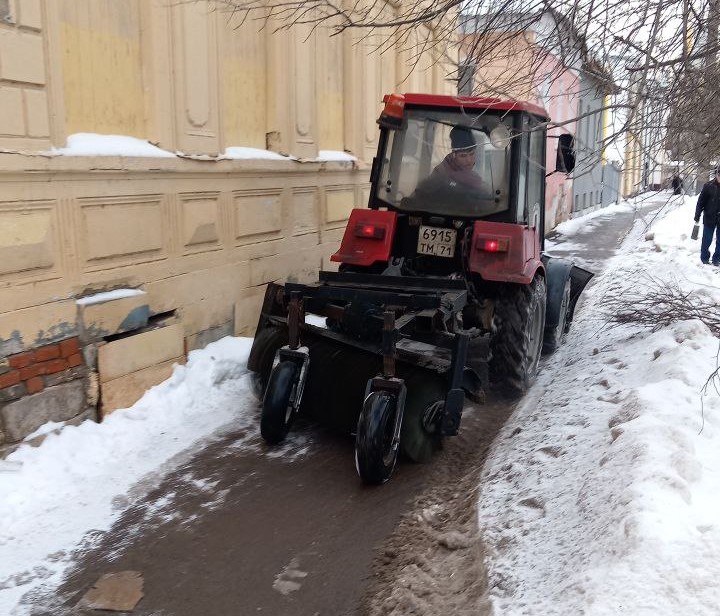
[376,108,513,217]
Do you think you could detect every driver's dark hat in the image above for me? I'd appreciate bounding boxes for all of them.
[450,126,475,151]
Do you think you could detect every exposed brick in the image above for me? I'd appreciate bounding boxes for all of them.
[8,352,33,369]
[59,338,80,359]
[19,364,44,381]
[67,353,84,368]
[26,376,44,395]
[0,382,27,403]
[0,370,21,389]
[41,358,68,375]
[34,344,61,362]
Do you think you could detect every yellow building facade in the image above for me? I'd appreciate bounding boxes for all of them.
[0,0,454,446]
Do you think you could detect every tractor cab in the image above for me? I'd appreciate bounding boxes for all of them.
[371,93,573,243]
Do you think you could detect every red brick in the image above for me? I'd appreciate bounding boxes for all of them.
[0,370,21,389]
[67,353,84,368]
[59,337,80,358]
[8,352,33,369]
[26,376,44,394]
[41,358,68,375]
[19,364,43,380]
[34,344,61,362]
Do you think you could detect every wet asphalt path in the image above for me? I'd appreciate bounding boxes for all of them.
[29,195,670,616]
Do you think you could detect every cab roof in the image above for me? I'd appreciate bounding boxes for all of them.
[398,93,549,121]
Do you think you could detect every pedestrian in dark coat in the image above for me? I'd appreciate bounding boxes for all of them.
[671,174,683,195]
[694,168,720,265]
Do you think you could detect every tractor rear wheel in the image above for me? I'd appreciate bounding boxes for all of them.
[490,276,546,397]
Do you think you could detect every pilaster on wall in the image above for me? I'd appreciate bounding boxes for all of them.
[169,2,220,155]
[139,1,174,151]
[0,0,52,150]
[265,23,318,159]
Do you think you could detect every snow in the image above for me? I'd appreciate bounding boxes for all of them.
[479,193,720,615]
[316,150,357,162]
[37,133,355,162]
[221,146,293,161]
[75,288,145,306]
[553,199,637,236]
[47,133,176,158]
[2,189,719,615]
[0,337,263,614]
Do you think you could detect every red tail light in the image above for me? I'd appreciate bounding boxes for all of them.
[479,238,509,252]
[354,224,385,239]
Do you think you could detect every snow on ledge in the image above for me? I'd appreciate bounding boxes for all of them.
[316,150,357,162]
[75,289,146,306]
[221,146,293,161]
[46,133,176,158]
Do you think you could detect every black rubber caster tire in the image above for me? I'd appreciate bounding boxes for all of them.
[261,360,298,445]
[355,391,398,485]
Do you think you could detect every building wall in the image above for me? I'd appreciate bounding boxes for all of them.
[0,0,456,448]
[463,29,579,230]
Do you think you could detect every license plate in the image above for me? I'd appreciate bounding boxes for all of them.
[417,226,457,258]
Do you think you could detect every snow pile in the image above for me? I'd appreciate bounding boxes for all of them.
[479,195,720,615]
[553,199,637,236]
[317,150,357,162]
[0,337,259,614]
[48,133,176,158]
[221,146,293,160]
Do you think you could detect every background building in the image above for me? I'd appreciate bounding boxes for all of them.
[0,0,454,449]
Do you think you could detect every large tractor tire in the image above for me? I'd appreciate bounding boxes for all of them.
[489,276,547,397]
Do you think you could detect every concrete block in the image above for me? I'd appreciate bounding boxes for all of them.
[325,187,355,223]
[187,321,233,352]
[234,290,265,336]
[18,0,42,29]
[24,88,50,138]
[78,293,150,341]
[97,324,185,383]
[0,29,45,84]
[0,379,86,442]
[100,357,183,417]
[0,300,78,357]
[0,86,25,136]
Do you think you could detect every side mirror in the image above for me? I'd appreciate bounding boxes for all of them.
[489,124,511,149]
[556,133,575,173]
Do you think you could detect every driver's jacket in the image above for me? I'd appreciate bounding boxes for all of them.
[695,180,720,225]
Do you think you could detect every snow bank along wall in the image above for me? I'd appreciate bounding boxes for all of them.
[0,0,455,451]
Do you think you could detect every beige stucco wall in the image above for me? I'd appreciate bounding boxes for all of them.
[0,1,455,432]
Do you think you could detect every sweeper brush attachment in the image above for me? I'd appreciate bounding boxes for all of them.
[247,272,486,484]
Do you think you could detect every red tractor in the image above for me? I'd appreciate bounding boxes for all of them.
[247,93,591,484]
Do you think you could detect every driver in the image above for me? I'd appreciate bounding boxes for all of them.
[424,126,490,194]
